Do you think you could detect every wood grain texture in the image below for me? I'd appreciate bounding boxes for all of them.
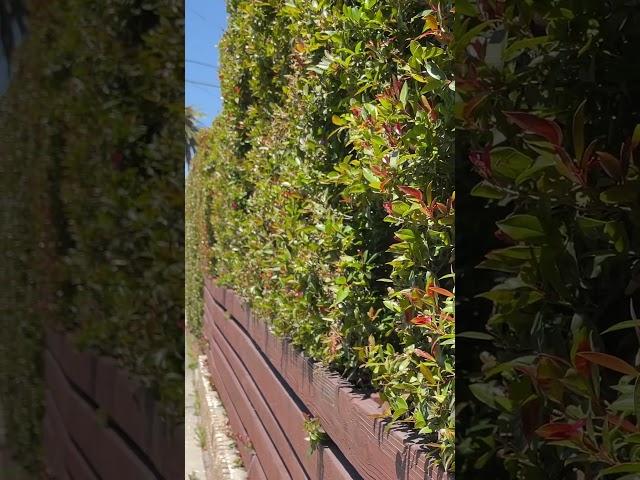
[247,455,268,480]
[44,350,157,480]
[207,333,291,479]
[43,330,183,479]
[204,278,450,480]
[204,286,360,480]
[44,389,99,480]
[202,345,257,469]
[204,302,309,479]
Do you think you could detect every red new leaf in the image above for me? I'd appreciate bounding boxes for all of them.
[536,420,585,440]
[411,315,432,326]
[576,351,639,377]
[414,348,436,361]
[573,338,592,378]
[596,151,623,181]
[504,111,563,146]
[428,286,454,298]
[607,414,639,433]
[469,148,492,178]
[398,186,424,202]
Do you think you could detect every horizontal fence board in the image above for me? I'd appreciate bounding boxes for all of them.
[247,455,267,480]
[65,440,100,480]
[204,278,448,480]
[111,367,155,455]
[45,389,99,480]
[43,395,69,480]
[204,345,256,469]
[207,334,291,479]
[45,330,95,399]
[209,280,227,306]
[94,357,118,416]
[44,350,157,480]
[204,287,360,480]
[43,330,182,479]
[204,302,309,479]
[148,413,185,480]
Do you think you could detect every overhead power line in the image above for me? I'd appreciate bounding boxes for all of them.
[187,59,218,69]
[186,80,220,88]
[187,7,206,22]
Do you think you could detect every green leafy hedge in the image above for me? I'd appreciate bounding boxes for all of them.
[187,0,455,469]
[0,0,183,471]
[456,1,640,478]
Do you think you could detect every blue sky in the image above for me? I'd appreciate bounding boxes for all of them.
[185,0,227,127]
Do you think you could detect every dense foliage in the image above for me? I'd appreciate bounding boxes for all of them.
[187,0,455,468]
[0,0,183,470]
[456,1,640,478]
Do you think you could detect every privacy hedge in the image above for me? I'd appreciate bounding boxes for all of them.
[187,0,455,469]
[0,0,183,471]
[456,1,640,478]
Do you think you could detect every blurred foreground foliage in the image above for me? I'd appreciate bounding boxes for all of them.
[0,0,184,471]
[456,1,640,478]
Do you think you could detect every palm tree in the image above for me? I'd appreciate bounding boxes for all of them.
[185,106,203,169]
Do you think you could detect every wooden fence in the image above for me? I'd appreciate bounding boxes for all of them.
[203,277,449,480]
[43,330,183,480]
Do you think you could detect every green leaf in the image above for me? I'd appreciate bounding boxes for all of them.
[455,0,476,16]
[632,124,640,150]
[399,81,409,108]
[515,155,555,184]
[635,376,640,422]
[383,300,401,312]
[599,463,640,477]
[395,229,415,241]
[457,331,493,340]
[484,356,537,378]
[604,221,628,253]
[468,382,512,412]
[479,246,537,272]
[503,35,550,61]
[420,364,435,384]
[414,409,426,429]
[572,100,587,160]
[602,320,640,334]
[362,168,381,189]
[600,184,639,205]
[560,8,575,19]
[496,215,545,240]
[331,114,347,126]
[479,287,544,306]
[454,21,497,57]
[425,63,445,81]
[469,383,498,409]
[577,216,607,230]
[609,394,634,413]
[392,397,408,419]
[491,147,533,179]
[335,287,350,304]
[470,181,506,199]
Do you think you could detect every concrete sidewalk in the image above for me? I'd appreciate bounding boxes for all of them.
[186,358,207,480]
[185,327,246,480]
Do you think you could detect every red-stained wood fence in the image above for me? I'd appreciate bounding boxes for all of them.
[203,277,450,480]
[43,330,183,480]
